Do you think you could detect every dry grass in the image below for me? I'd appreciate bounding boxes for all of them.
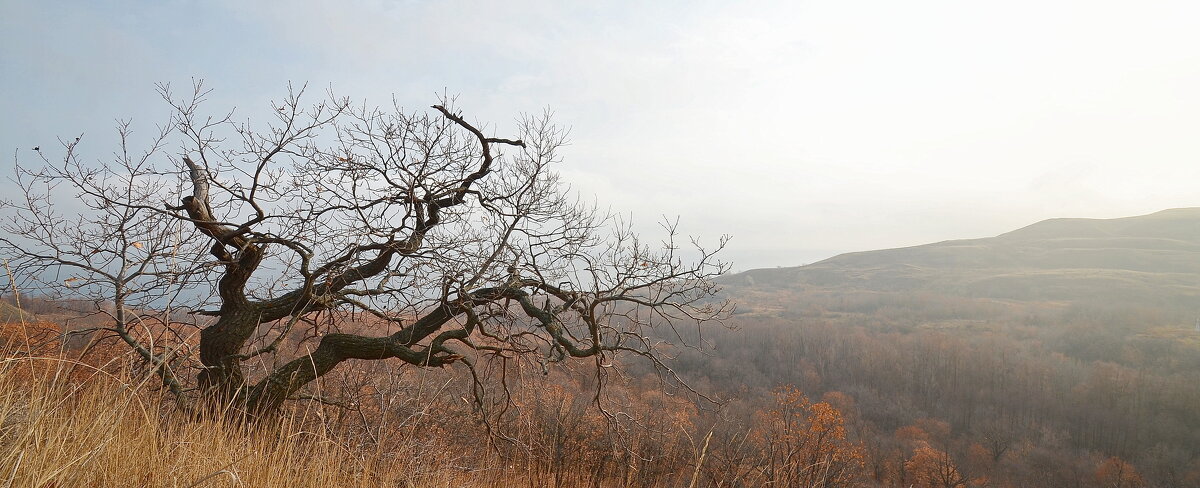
[0,353,547,488]
[0,343,679,488]
[0,307,692,487]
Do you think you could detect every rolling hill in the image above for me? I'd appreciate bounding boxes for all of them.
[0,301,35,325]
[725,208,1200,310]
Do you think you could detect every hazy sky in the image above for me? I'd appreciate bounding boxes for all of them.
[3,0,1199,271]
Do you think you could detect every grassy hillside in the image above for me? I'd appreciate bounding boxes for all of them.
[0,301,34,325]
[0,320,714,488]
[725,208,1200,311]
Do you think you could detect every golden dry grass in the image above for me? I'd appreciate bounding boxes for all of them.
[0,343,667,488]
[0,353,551,488]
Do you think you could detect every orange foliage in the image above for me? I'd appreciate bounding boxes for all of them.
[754,385,866,487]
[905,445,967,488]
[821,390,858,416]
[913,418,952,446]
[965,442,994,473]
[896,424,931,446]
[1095,456,1146,488]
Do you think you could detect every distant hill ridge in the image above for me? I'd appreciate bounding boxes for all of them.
[727,208,1200,308]
[999,207,1200,242]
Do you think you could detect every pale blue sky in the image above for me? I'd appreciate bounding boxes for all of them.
[4,0,1200,270]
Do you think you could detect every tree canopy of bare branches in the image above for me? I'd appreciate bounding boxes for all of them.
[0,82,730,417]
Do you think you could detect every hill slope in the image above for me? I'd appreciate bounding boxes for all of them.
[726,208,1200,309]
[0,301,35,324]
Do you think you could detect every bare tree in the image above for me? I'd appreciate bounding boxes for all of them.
[1,120,207,401]
[1,82,730,417]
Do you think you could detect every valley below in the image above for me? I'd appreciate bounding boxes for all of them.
[673,208,1200,486]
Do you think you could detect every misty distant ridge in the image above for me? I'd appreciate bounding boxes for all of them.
[727,208,1200,308]
[998,207,1200,242]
